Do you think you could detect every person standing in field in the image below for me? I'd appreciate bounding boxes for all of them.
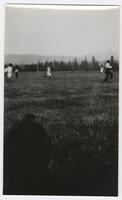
[4,67,8,79]
[100,65,104,76]
[6,63,13,81]
[47,66,52,79]
[104,60,113,82]
[15,68,19,78]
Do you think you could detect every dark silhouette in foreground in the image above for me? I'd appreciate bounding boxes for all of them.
[4,114,118,195]
[4,114,56,195]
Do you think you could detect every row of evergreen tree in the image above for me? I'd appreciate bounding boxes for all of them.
[6,56,119,72]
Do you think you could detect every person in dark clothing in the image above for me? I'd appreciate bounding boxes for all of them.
[15,68,19,78]
[3,114,55,195]
[104,60,113,82]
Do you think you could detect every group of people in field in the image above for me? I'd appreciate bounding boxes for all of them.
[5,63,52,81]
[4,63,19,81]
[45,60,113,82]
[5,60,113,82]
[100,60,113,82]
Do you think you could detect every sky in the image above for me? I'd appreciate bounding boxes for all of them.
[5,5,120,57]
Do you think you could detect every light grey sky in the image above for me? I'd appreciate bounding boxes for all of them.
[5,5,120,57]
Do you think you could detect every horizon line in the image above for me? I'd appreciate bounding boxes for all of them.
[5,51,119,56]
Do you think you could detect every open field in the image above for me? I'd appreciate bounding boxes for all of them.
[4,71,118,195]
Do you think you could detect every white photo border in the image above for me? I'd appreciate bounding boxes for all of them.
[0,1,121,200]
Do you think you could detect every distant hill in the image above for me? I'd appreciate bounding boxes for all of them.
[5,54,75,65]
[5,51,119,65]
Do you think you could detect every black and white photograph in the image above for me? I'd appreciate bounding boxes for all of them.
[3,4,120,197]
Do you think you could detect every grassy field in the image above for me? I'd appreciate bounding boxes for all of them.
[4,71,119,195]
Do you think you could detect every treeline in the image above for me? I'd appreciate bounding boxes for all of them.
[5,56,119,72]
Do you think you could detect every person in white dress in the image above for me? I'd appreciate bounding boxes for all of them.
[6,63,13,81]
[47,66,52,79]
[100,65,104,76]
